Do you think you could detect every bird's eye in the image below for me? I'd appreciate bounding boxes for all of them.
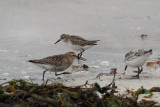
[61,35,65,38]
[72,54,76,56]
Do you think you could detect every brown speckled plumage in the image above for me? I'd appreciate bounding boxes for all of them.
[55,34,100,61]
[29,52,76,66]
[28,52,77,80]
[69,35,99,46]
[61,34,100,46]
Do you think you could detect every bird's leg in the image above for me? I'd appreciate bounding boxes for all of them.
[77,49,85,64]
[77,52,82,59]
[132,67,141,78]
[141,66,143,72]
[55,72,63,76]
[60,72,71,75]
[78,49,86,61]
[78,49,85,59]
[138,67,143,77]
[124,66,128,71]
[42,70,47,81]
[55,72,71,76]
[79,51,83,58]
[55,72,58,76]
[138,67,141,72]
[135,67,142,78]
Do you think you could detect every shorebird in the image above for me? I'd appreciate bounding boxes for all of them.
[124,49,152,78]
[55,34,100,60]
[28,52,85,80]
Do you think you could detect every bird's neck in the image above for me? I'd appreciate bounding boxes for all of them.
[63,37,70,43]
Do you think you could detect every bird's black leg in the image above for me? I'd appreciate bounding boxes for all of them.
[135,67,142,78]
[141,66,143,72]
[55,72,57,76]
[77,49,85,61]
[79,49,85,58]
[60,72,71,75]
[77,52,81,59]
[124,66,128,71]
[132,67,141,78]
[77,49,87,64]
[42,70,47,81]
[138,67,140,72]
[55,72,71,76]
[137,66,143,77]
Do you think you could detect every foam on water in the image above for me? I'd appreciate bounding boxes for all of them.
[100,61,110,66]
[2,73,9,77]
[23,76,30,80]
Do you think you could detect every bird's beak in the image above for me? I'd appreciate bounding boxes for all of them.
[149,49,153,54]
[55,39,61,44]
[77,56,86,61]
[148,49,152,53]
[145,49,152,54]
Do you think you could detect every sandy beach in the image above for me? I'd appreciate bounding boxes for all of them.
[62,69,160,105]
[0,0,160,105]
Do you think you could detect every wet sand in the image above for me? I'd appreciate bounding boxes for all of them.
[0,0,160,105]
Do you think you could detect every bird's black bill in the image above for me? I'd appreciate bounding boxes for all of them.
[148,49,152,53]
[55,39,61,44]
[144,49,152,54]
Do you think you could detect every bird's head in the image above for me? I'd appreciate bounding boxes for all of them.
[144,49,153,56]
[55,34,70,44]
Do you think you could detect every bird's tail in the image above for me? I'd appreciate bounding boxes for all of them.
[92,40,100,42]
[87,40,100,45]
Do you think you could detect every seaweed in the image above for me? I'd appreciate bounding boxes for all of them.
[137,86,152,94]
[149,87,160,92]
[0,75,158,107]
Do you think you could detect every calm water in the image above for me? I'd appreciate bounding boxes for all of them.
[0,0,160,83]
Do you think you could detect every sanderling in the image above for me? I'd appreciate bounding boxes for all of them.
[28,52,85,80]
[124,49,152,78]
[55,34,100,60]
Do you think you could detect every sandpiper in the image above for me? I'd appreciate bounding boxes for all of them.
[124,49,152,78]
[28,52,85,80]
[55,34,100,60]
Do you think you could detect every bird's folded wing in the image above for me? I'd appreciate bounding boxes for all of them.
[70,36,99,46]
[29,54,65,66]
[70,36,87,46]
[125,49,146,61]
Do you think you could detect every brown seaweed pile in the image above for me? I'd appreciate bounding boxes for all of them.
[0,74,158,107]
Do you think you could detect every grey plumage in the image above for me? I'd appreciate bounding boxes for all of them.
[125,49,149,61]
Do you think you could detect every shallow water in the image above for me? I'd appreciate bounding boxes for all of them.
[0,0,160,83]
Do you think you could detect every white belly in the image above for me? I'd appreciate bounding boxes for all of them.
[125,55,149,68]
[67,41,93,51]
[34,63,55,71]
[33,63,71,72]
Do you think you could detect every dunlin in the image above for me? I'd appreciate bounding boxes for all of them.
[28,52,85,80]
[55,34,100,60]
[124,49,152,78]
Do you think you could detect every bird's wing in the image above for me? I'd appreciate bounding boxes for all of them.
[29,54,66,66]
[125,49,147,61]
[70,36,100,46]
[70,36,87,46]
